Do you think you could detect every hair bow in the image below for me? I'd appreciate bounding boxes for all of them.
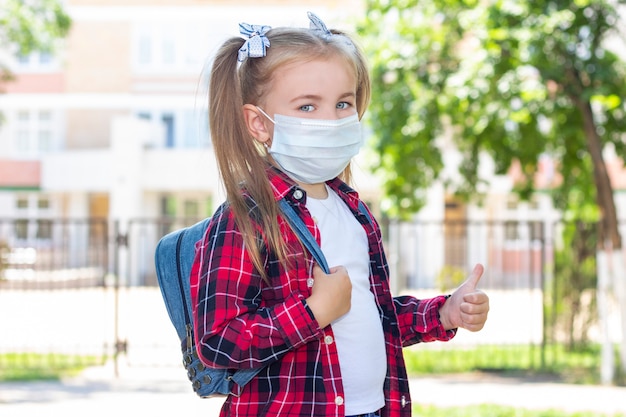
[307,11,332,40]
[307,11,355,49]
[237,23,271,62]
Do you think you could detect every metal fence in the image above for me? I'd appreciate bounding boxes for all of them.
[0,217,620,376]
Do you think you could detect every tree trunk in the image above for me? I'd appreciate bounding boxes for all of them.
[577,96,625,384]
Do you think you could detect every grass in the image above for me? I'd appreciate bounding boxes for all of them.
[0,353,104,382]
[403,343,625,386]
[1,344,623,387]
[2,348,624,417]
[413,404,626,417]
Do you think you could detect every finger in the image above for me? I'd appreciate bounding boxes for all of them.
[329,265,347,274]
[462,263,484,290]
[460,310,488,331]
[462,319,487,332]
[463,290,489,305]
[313,265,325,279]
[460,300,490,315]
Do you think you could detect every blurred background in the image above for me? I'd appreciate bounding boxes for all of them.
[0,0,625,392]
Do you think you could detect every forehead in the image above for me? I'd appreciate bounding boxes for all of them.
[267,55,356,102]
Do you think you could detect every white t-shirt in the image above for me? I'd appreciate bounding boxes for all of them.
[306,186,386,416]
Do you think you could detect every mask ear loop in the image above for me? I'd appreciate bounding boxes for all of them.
[254,107,274,153]
[256,106,275,124]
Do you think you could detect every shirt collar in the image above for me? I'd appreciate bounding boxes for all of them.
[266,165,361,206]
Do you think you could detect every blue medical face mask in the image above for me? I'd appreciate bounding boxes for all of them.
[257,107,363,184]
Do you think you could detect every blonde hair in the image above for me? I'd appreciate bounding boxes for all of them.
[208,24,371,281]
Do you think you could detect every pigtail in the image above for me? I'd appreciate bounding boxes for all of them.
[209,38,268,279]
[208,37,282,283]
[209,38,248,194]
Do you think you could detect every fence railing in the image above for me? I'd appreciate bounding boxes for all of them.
[0,217,622,377]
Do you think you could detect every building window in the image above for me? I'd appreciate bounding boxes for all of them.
[162,34,176,65]
[38,130,52,152]
[38,110,52,121]
[14,51,59,72]
[504,221,519,241]
[529,221,543,241]
[133,22,210,74]
[136,109,210,149]
[15,130,30,152]
[13,109,58,157]
[183,200,199,218]
[15,220,29,240]
[529,196,540,210]
[16,197,28,209]
[506,196,518,210]
[17,111,29,122]
[162,113,175,148]
[138,33,152,65]
[39,52,52,65]
[17,54,29,65]
[36,220,53,240]
[13,195,53,241]
[38,198,50,210]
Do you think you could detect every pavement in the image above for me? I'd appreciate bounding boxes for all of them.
[1,363,626,417]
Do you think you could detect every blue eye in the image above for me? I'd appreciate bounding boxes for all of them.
[337,102,350,110]
[300,105,314,112]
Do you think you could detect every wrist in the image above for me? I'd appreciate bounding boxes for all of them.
[305,295,329,329]
[438,294,455,330]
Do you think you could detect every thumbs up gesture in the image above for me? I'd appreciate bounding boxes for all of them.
[439,264,489,332]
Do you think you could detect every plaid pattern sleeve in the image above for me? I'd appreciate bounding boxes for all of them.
[394,295,457,345]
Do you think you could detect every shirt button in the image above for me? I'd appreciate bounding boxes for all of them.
[293,189,304,200]
[334,396,344,406]
[306,278,314,288]
[401,395,407,407]
[324,335,334,345]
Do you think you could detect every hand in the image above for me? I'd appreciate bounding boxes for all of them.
[305,265,352,329]
[439,264,489,332]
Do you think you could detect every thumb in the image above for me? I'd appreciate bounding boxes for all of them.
[461,263,484,290]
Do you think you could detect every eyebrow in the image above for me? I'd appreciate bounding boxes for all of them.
[289,92,356,103]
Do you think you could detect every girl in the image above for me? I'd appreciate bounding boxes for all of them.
[190,12,489,417]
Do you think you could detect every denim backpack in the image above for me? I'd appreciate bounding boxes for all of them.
[154,198,370,397]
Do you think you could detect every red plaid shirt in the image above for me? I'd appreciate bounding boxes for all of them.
[190,168,455,417]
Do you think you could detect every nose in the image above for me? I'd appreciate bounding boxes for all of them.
[318,108,345,120]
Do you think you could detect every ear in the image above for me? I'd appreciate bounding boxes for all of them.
[242,104,271,144]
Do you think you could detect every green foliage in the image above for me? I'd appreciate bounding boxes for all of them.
[414,404,626,417]
[403,343,624,385]
[0,0,71,54]
[0,353,104,382]
[0,0,71,82]
[358,0,626,218]
[435,265,466,292]
[550,219,598,350]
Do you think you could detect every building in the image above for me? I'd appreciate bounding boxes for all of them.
[0,0,624,288]
[0,0,374,285]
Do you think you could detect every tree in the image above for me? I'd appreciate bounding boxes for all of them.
[358,0,626,383]
[0,0,70,85]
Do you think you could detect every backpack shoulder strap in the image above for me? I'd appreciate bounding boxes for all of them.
[278,198,330,274]
[278,197,374,274]
[357,200,373,224]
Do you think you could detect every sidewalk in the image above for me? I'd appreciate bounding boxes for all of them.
[1,363,625,416]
